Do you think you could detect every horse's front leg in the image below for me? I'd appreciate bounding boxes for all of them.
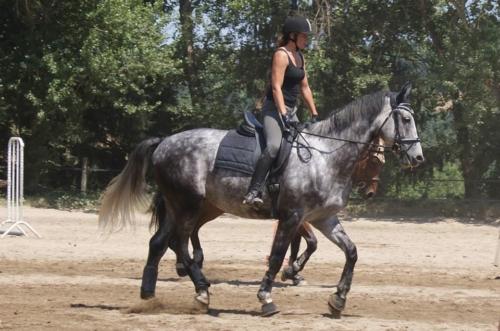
[311,215,357,318]
[281,222,318,286]
[257,211,302,316]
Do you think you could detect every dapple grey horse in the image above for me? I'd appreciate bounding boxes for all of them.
[172,136,386,287]
[99,83,424,317]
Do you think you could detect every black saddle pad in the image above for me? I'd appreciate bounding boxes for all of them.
[214,129,295,177]
[214,130,260,175]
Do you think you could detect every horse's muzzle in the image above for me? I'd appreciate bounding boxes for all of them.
[411,154,425,167]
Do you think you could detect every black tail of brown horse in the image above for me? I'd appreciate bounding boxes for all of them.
[99,137,162,232]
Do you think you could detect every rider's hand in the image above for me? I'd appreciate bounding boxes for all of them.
[304,114,319,129]
[281,113,296,128]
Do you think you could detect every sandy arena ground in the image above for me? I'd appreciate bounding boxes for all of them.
[0,206,499,330]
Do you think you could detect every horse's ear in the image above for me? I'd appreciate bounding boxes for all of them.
[396,81,412,104]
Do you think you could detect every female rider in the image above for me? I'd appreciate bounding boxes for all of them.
[243,15,319,206]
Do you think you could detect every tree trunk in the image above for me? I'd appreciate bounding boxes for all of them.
[81,157,89,194]
[453,101,481,199]
[179,0,204,107]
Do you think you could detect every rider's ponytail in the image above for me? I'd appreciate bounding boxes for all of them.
[277,32,291,47]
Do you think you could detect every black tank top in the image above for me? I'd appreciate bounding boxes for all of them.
[266,48,305,108]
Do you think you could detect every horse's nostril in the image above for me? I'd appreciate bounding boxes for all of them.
[416,155,424,163]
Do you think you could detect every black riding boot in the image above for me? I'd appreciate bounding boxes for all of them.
[243,150,275,207]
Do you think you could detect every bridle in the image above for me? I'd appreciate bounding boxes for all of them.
[375,102,421,158]
[292,102,421,162]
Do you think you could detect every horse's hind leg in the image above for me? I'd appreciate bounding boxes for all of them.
[173,237,187,277]
[175,203,223,277]
[141,194,174,299]
[177,231,211,310]
[191,225,205,269]
[174,201,220,310]
[281,222,318,285]
[176,224,204,277]
[311,215,357,317]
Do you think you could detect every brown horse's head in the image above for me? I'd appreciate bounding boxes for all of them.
[352,137,385,199]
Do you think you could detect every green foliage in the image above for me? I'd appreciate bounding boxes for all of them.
[382,159,465,200]
[426,162,464,199]
[347,198,500,220]
[1,0,182,190]
[27,191,101,211]
[414,0,500,197]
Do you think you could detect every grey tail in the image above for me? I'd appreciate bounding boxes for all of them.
[98,137,162,232]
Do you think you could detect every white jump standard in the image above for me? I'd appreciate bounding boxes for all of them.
[1,137,41,238]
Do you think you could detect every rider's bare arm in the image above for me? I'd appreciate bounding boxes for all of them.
[300,61,318,117]
[271,50,289,116]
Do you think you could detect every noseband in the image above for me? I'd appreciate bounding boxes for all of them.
[377,103,421,157]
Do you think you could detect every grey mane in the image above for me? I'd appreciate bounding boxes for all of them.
[311,90,394,136]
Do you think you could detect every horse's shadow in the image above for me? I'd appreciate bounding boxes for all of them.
[209,279,337,289]
[128,276,182,282]
[208,308,260,317]
[128,276,299,288]
[70,303,125,311]
[209,278,288,287]
[210,309,362,318]
[70,302,362,318]
[128,276,338,289]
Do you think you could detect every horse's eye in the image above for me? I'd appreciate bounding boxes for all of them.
[403,116,411,123]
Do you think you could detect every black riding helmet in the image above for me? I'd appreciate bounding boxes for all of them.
[282,15,312,35]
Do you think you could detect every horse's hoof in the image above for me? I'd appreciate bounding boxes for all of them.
[328,293,345,318]
[261,302,280,317]
[140,288,155,300]
[328,303,342,319]
[280,268,291,282]
[176,263,188,277]
[281,268,307,286]
[176,268,188,277]
[292,276,307,286]
[141,266,158,298]
[281,267,295,281]
[195,290,210,306]
[193,290,209,313]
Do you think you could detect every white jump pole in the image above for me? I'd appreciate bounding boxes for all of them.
[1,137,41,238]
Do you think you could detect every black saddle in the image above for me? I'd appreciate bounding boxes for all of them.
[214,111,295,178]
[237,111,264,137]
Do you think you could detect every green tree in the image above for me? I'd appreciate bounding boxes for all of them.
[0,0,181,190]
[418,0,500,198]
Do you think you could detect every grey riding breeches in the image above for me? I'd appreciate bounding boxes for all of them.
[261,99,298,159]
